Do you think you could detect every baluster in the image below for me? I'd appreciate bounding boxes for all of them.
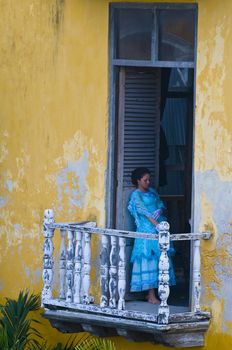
[193,239,201,312]
[80,231,85,299]
[109,235,117,308]
[66,230,74,302]
[42,209,55,303]
[59,229,66,299]
[82,231,92,304]
[118,237,126,310]
[158,221,170,324]
[100,234,109,307]
[74,230,83,304]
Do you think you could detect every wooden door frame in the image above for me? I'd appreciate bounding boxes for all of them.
[115,68,125,229]
[106,3,198,311]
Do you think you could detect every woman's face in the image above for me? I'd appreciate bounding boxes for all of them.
[137,173,151,191]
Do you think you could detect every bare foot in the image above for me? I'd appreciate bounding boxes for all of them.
[146,290,160,304]
[146,296,160,304]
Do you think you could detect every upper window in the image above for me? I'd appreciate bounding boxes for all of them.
[158,10,195,62]
[116,9,153,60]
[111,4,197,65]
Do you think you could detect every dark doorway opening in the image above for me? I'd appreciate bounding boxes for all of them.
[114,66,194,307]
[159,67,194,306]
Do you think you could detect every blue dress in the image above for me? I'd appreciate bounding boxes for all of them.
[128,188,176,292]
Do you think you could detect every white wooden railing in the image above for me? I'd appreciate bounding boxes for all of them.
[42,209,211,325]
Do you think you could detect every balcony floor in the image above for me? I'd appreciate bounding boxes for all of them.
[126,301,189,314]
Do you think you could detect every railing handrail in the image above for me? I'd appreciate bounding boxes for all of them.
[45,222,212,241]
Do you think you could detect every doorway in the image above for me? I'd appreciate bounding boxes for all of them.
[113,66,194,306]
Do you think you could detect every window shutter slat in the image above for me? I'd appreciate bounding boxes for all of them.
[122,69,161,187]
[116,68,161,232]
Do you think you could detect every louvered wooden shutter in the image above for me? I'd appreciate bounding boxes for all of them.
[116,67,161,230]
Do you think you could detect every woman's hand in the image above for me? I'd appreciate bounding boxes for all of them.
[148,217,159,227]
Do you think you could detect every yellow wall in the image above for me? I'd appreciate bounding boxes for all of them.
[0,0,231,348]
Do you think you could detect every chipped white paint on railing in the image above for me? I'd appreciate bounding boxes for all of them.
[82,222,96,304]
[82,231,92,304]
[100,234,109,307]
[80,231,85,300]
[42,209,211,328]
[74,230,83,304]
[48,223,211,241]
[193,239,201,312]
[59,229,66,299]
[158,221,170,324]
[42,209,55,302]
[66,230,74,302]
[118,237,126,310]
[109,236,117,308]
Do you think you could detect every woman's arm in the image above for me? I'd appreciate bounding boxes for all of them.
[149,188,166,212]
[148,216,159,226]
[151,209,161,220]
[133,192,153,218]
[128,191,159,227]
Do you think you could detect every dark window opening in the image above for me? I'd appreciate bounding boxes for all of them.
[158,10,195,61]
[116,9,153,60]
[113,67,193,307]
[159,68,194,306]
[113,5,197,64]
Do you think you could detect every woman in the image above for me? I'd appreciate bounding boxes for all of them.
[128,167,176,304]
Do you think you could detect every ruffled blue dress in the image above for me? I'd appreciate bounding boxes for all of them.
[128,188,176,292]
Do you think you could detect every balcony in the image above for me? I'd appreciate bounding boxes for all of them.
[42,209,211,348]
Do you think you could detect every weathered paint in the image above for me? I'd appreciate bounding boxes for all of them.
[194,1,232,348]
[0,0,232,349]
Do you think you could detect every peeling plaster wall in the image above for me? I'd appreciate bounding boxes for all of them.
[194,0,232,347]
[0,0,107,344]
[0,0,232,349]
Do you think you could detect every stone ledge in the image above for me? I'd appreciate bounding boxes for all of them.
[43,303,211,347]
